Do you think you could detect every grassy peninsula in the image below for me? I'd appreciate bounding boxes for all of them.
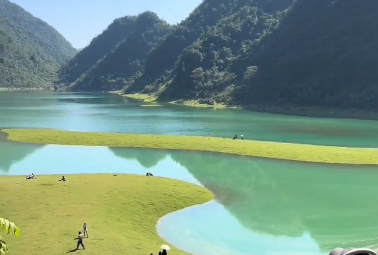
[3,129,378,165]
[0,174,212,255]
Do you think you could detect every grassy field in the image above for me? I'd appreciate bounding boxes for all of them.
[122,93,157,103]
[3,128,378,165]
[0,174,212,255]
[120,93,231,109]
[168,99,228,109]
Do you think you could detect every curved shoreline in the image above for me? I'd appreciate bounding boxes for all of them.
[156,200,217,255]
[2,128,378,165]
[0,174,213,255]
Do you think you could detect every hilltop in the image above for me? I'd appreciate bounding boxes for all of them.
[69,11,173,91]
[0,0,76,88]
[127,0,378,112]
[58,15,138,84]
[57,0,378,114]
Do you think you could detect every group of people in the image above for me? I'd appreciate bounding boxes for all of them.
[232,134,244,140]
[146,172,154,176]
[150,250,168,255]
[75,222,88,250]
[25,173,67,182]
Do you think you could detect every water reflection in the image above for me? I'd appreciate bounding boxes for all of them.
[157,201,321,255]
[110,148,167,168]
[170,151,378,252]
[1,143,378,254]
[0,134,44,173]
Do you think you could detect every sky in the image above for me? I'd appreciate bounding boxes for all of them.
[9,0,202,49]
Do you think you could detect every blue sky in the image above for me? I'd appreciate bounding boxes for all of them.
[9,0,202,49]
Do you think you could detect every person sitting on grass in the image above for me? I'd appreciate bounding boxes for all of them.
[58,175,66,181]
[25,173,35,180]
[74,231,85,250]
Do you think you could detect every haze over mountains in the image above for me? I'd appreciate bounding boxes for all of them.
[1,0,378,112]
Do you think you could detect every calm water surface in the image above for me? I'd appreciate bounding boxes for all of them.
[2,139,378,255]
[1,92,378,147]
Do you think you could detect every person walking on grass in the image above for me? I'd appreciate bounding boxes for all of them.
[83,222,89,238]
[75,231,85,250]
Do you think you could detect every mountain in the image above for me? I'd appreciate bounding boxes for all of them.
[231,0,378,111]
[0,0,76,87]
[69,11,173,91]
[154,0,294,103]
[60,0,378,113]
[129,0,378,112]
[58,15,138,84]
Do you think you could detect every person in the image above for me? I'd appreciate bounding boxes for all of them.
[59,176,66,181]
[241,135,244,140]
[76,231,85,250]
[83,222,88,237]
[25,173,35,179]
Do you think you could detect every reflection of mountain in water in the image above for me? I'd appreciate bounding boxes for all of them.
[56,93,125,105]
[0,135,43,173]
[110,148,168,168]
[171,151,378,252]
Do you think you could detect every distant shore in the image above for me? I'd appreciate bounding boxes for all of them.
[0,87,54,92]
[116,92,378,121]
[243,105,378,121]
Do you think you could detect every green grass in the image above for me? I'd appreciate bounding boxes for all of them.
[120,93,237,109]
[168,99,227,109]
[0,174,212,255]
[3,129,378,165]
[122,93,157,103]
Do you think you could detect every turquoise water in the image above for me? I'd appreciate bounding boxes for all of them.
[2,92,378,254]
[157,202,320,255]
[2,140,378,254]
[1,92,378,147]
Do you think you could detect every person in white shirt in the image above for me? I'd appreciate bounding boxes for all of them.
[76,231,85,250]
[83,222,89,238]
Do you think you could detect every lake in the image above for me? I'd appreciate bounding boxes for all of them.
[1,92,378,255]
[1,92,378,147]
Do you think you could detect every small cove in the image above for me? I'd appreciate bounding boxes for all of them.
[2,140,378,255]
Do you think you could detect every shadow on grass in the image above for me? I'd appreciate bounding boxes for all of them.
[66,248,78,253]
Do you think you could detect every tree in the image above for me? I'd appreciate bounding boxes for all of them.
[0,217,20,254]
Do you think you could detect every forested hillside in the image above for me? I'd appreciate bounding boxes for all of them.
[58,16,138,84]
[0,0,76,87]
[232,0,378,110]
[69,12,173,91]
[60,0,378,112]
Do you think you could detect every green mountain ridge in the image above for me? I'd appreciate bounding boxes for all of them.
[0,0,76,87]
[62,0,378,112]
[58,15,138,84]
[69,11,173,91]
[3,0,377,112]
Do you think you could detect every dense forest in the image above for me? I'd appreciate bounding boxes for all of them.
[2,0,378,112]
[68,11,173,91]
[0,0,76,88]
[58,15,138,84]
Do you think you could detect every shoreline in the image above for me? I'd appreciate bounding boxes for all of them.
[3,128,378,165]
[0,87,54,92]
[0,174,213,255]
[117,92,378,120]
